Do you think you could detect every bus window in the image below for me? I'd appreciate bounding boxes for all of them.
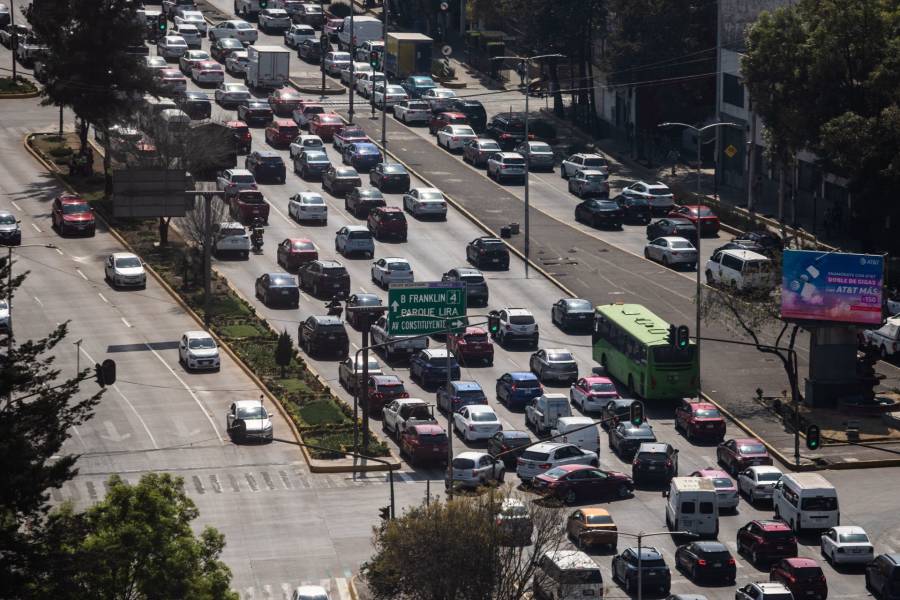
[651,346,695,364]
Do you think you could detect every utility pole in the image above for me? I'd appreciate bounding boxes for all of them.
[348,7,355,124]
[319,0,326,98]
[10,0,16,80]
[203,194,212,330]
[74,338,83,376]
[378,0,387,148]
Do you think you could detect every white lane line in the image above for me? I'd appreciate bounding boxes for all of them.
[359,286,368,293]
[144,343,224,444]
[55,247,63,255]
[70,425,87,450]
[33,296,43,307]
[351,342,359,350]
[79,346,159,449]
[31,223,41,233]
[10,201,20,211]
[300,291,310,302]
[98,293,109,304]
[76,268,87,280]
[267,197,295,227]
[120,317,132,328]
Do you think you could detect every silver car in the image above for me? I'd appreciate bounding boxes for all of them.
[446,451,505,489]
[529,348,578,384]
[403,188,447,220]
[463,138,502,167]
[337,354,382,392]
[623,180,675,215]
[568,169,609,198]
[515,141,555,171]
[644,236,697,268]
[335,225,374,258]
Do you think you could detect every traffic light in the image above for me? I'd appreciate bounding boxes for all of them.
[667,324,677,347]
[629,402,644,426]
[487,312,500,335]
[94,359,117,387]
[806,424,821,450]
[378,505,390,520]
[369,50,379,69]
[258,0,268,8]
[676,325,690,350]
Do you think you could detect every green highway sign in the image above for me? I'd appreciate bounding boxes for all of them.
[387,281,467,336]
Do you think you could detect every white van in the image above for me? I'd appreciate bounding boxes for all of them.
[664,477,719,538]
[773,473,839,533]
[552,416,601,455]
[142,95,178,128]
[337,15,382,51]
[704,248,775,291]
[533,550,603,600]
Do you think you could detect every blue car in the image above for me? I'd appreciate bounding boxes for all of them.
[436,380,487,414]
[401,74,437,99]
[342,142,383,172]
[410,348,461,388]
[495,371,543,409]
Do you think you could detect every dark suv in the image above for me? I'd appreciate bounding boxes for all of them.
[298,315,349,358]
[367,206,408,242]
[632,442,679,484]
[867,554,900,600]
[177,91,212,120]
[466,237,510,270]
[442,267,488,307]
[245,150,286,184]
[612,547,671,596]
[297,259,351,298]
[447,98,487,132]
[345,187,386,219]
[485,112,530,150]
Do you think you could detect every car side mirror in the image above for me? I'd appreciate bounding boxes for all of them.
[661,490,669,498]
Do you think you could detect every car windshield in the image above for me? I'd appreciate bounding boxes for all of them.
[637,451,666,461]
[336,168,358,177]
[461,274,485,284]
[418,190,444,201]
[301,196,324,205]
[583,157,606,167]
[479,141,501,150]
[452,457,475,469]
[628,428,655,439]
[739,443,766,454]
[453,126,475,135]
[316,323,346,334]
[292,241,315,251]
[745,260,771,274]
[543,467,568,479]
[839,533,870,543]
[239,192,265,205]
[765,529,795,541]
[514,378,540,388]
[342,129,366,138]
[520,450,549,462]
[235,22,251,29]
[0,214,16,224]
[387,262,410,271]
[695,408,721,418]
[62,203,90,214]
[504,157,526,165]
[670,240,694,249]
[427,356,457,368]
[559,569,603,585]
[757,471,782,482]
[319,115,342,124]
[376,382,404,393]
[694,207,715,216]
[386,85,405,94]
[589,382,616,393]
[801,497,838,511]
[509,315,534,325]
[456,390,485,401]
[188,337,216,350]
[323,267,347,276]
[236,406,266,419]
[305,152,329,163]
[353,295,381,306]
[259,155,283,164]
[269,276,295,287]
[383,164,407,174]
[115,257,141,268]
[348,231,372,240]
[586,514,614,525]
[220,227,245,237]
[419,432,447,445]
[712,478,733,489]
[640,559,666,569]
[548,352,574,362]
[230,174,255,184]
[464,333,488,343]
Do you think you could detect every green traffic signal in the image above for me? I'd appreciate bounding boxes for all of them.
[629,402,644,426]
[487,313,500,335]
[805,424,821,450]
[676,325,690,349]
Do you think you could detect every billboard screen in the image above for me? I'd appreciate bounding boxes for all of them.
[781,250,884,326]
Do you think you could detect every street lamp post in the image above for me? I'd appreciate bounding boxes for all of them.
[5,243,57,350]
[657,121,741,398]
[347,7,355,124]
[492,54,564,279]
[618,530,698,600]
[348,305,388,454]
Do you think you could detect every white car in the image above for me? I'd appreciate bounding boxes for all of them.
[104,253,146,288]
[0,299,10,333]
[371,257,414,288]
[622,180,675,215]
[447,451,505,489]
[322,51,352,76]
[215,82,252,108]
[393,99,430,124]
[334,225,374,258]
[820,526,874,565]
[373,84,409,109]
[421,87,458,112]
[289,134,325,159]
[213,222,251,259]
[179,49,210,74]
[173,23,201,48]
[225,50,249,76]
[340,62,373,86]
[436,124,477,151]
[216,168,257,198]
[145,55,169,72]
[258,8,291,32]
[179,330,221,371]
[290,586,330,600]
[403,187,447,220]
[226,400,273,442]
[283,23,315,48]
[356,71,385,98]
[487,152,527,183]
[643,236,697,268]
[156,35,188,59]
[453,405,502,442]
[288,192,328,224]
[209,19,258,45]
[737,465,783,503]
[863,316,900,358]
[515,442,598,482]
[174,10,207,35]
[560,152,609,178]
[191,60,224,84]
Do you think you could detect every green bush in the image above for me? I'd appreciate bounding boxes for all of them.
[49,147,73,158]
[328,1,354,17]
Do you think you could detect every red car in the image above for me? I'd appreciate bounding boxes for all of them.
[229,190,270,224]
[308,113,344,140]
[737,520,797,565]
[332,126,369,151]
[365,374,408,412]
[265,118,299,148]
[400,423,448,466]
[276,238,318,271]
[447,327,494,366]
[675,399,726,442]
[667,205,720,236]
[717,437,773,475]
[532,464,633,505]
[226,120,252,154]
[770,558,827,600]
[429,111,468,135]
[52,194,95,236]
[268,87,304,116]
[367,206,407,242]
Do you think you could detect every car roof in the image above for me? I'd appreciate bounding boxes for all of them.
[756,519,792,531]
[509,371,538,381]
[718,248,770,261]
[411,424,444,434]
[311,315,342,325]
[228,168,253,176]
[456,451,488,461]
[783,557,820,568]
[544,348,573,355]
[693,468,730,478]
[831,525,867,535]
[689,402,717,410]
[571,152,605,159]
[637,443,670,453]
[753,583,791,593]
[692,541,728,552]
[437,111,466,118]
[370,374,401,384]
[466,405,495,415]
[529,441,569,452]
[342,224,369,232]
[451,381,482,391]
[423,348,451,359]
[375,206,402,213]
[659,236,693,243]
[59,195,87,204]
[735,437,763,444]
[626,547,663,560]
[111,252,139,260]
[505,308,532,316]
[500,429,530,439]
[553,464,594,474]
[577,169,606,176]
[463,326,487,335]
[497,152,524,159]
[747,465,782,474]
[581,507,611,516]
[234,399,266,409]
[254,150,280,158]
[184,330,214,340]
[315,259,343,268]
[543,550,599,571]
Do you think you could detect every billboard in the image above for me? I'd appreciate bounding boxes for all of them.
[781,250,884,326]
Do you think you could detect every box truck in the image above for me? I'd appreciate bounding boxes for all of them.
[384,32,432,79]
[246,45,290,90]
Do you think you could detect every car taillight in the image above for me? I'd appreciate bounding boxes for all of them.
[399,392,409,398]
[468,424,475,431]
[697,559,707,567]
[538,463,551,469]
[633,459,641,466]
[665,459,672,467]
[728,558,736,565]
[499,133,510,139]
[516,457,524,464]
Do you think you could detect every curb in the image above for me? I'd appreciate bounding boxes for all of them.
[349,574,360,600]
[290,78,347,95]
[0,89,40,99]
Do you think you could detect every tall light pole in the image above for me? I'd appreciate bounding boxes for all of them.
[347,6,355,124]
[5,243,57,351]
[618,530,697,600]
[492,53,564,279]
[657,121,741,398]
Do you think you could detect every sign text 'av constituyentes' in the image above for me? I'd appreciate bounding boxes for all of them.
[387,281,467,336]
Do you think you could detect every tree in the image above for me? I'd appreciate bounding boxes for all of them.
[180,195,230,254]
[275,330,293,378]
[362,489,566,600]
[32,473,238,599]
[31,0,157,194]
[0,255,103,597]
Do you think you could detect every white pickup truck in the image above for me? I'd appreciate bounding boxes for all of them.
[208,19,258,45]
[370,315,429,360]
[212,222,251,259]
[381,398,438,440]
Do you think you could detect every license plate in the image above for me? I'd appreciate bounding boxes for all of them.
[583,591,595,596]
[328,335,335,340]
[491,258,499,263]
[713,563,722,568]
[433,447,440,452]
[776,545,785,551]
[280,290,289,295]
[706,424,715,429]
[647,465,656,470]
[806,592,815,596]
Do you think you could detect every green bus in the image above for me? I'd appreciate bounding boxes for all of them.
[592,303,698,400]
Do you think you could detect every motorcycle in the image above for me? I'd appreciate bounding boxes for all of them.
[325,299,343,319]
[249,217,264,253]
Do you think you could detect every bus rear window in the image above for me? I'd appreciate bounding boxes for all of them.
[801,496,838,511]
[652,346,695,364]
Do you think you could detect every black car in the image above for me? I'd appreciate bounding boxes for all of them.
[575,199,624,229]
[237,101,274,127]
[322,166,362,197]
[442,267,489,307]
[675,541,736,584]
[600,398,641,430]
[485,112,528,149]
[466,236,510,270]
[344,187,386,219]
[631,442,678,484]
[369,162,410,193]
[612,547,671,596]
[736,229,783,253]
[298,315,349,358]
[487,430,533,467]
[298,259,351,298]
[293,149,331,180]
[613,194,652,224]
[254,272,300,308]
[0,211,22,246]
[297,38,322,62]
[177,91,212,120]
[609,422,657,459]
[867,554,900,600]
[713,239,769,257]
[447,98,487,132]
[646,218,698,244]
[210,38,243,62]
[345,292,383,329]
[550,297,593,332]
[245,151,286,184]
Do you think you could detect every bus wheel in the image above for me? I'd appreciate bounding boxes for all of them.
[600,354,607,368]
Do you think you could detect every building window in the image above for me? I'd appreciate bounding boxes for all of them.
[723,74,744,108]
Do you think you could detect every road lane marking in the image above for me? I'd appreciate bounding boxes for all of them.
[121,317,132,328]
[33,296,42,307]
[10,200,20,211]
[55,247,63,255]
[76,268,87,280]
[31,223,41,233]
[98,293,108,303]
